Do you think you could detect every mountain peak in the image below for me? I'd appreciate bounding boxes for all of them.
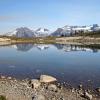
[36,28,49,33]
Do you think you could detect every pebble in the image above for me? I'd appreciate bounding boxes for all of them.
[71,88,75,93]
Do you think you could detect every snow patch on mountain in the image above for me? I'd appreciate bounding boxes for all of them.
[35,28,50,37]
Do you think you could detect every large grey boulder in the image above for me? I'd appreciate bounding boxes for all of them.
[40,75,57,83]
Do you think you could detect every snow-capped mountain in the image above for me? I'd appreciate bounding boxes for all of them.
[5,27,35,38]
[16,27,35,38]
[35,28,50,37]
[5,27,50,37]
[52,24,100,36]
[4,24,100,37]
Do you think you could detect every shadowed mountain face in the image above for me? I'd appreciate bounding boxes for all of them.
[16,27,35,38]
[4,27,35,38]
[51,28,64,36]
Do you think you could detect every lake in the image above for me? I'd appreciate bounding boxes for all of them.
[0,43,100,88]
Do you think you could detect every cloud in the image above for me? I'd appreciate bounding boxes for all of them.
[0,15,13,21]
[0,15,33,22]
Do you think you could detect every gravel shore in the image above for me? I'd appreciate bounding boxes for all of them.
[0,75,100,100]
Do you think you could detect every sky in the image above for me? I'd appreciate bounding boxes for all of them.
[0,0,100,33]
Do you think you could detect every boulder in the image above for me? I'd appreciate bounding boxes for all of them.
[7,77,12,80]
[31,79,41,89]
[1,76,6,79]
[96,87,100,93]
[40,75,57,83]
[84,92,92,100]
[48,84,57,92]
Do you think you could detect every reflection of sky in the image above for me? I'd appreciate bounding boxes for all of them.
[0,44,100,88]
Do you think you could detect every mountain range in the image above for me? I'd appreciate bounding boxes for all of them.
[4,24,100,38]
[4,27,50,38]
[52,24,100,36]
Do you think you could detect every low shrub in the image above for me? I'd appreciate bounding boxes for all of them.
[0,95,6,100]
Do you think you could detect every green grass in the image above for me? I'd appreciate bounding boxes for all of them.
[0,35,56,44]
[0,95,6,100]
[73,31,100,38]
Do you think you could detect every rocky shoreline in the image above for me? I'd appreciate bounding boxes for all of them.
[0,75,100,100]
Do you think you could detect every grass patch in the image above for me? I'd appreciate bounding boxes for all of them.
[0,95,6,100]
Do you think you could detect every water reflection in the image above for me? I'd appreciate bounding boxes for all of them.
[11,44,50,51]
[35,44,49,51]
[53,44,100,53]
[16,44,33,52]
[1,43,100,52]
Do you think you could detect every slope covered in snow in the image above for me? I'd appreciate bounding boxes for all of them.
[35,28,50,37]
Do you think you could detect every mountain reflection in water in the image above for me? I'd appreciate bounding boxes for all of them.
[8,43,100,53]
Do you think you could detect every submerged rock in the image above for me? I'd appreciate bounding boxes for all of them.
[40,75,57,83]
